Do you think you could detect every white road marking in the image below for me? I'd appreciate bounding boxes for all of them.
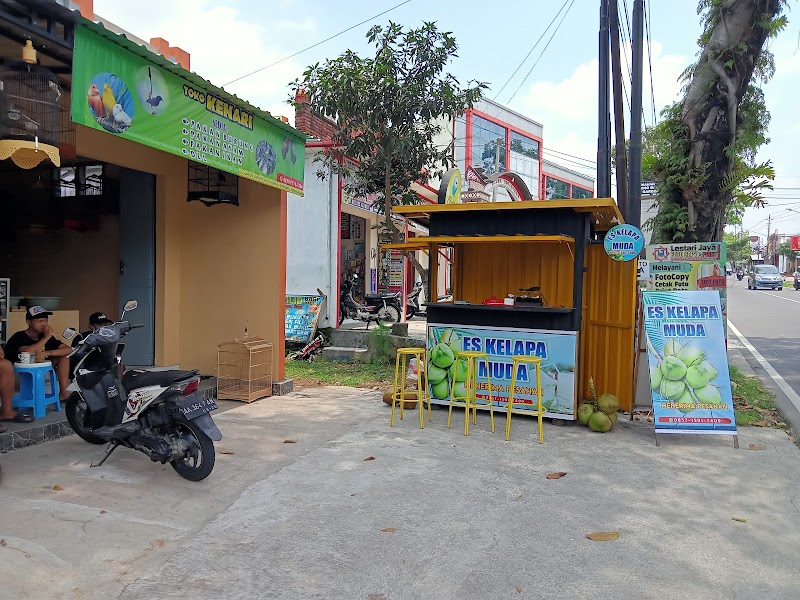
[727,320,800,415]
[762,291,800,305]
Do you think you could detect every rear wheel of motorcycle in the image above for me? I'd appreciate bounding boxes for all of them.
[170,419,215,481]
[65,393,107,445]
[380,305,401,324]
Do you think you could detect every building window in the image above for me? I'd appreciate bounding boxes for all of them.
[572,186,593,199]
[545,175,570,199]
[471,114,506,175]
[509,131,540,197]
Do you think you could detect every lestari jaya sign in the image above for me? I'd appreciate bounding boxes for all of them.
[71,26,304,195]
[603,224,644,261]
[426,324,577,419]
[643,290,737,437]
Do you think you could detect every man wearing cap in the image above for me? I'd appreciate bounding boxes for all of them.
[4,306,73,407]
[69,312,114,378]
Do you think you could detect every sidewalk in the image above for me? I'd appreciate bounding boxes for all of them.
[1,385,799,599]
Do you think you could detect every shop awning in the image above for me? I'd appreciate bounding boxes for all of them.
[380,234,575,251]
[391,198,623,231]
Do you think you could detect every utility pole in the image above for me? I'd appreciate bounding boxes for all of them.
[766,214,771,262]
[609,0,628,214]
[627,0,644,228]
[597,0,611,199]
[492,136,502,202]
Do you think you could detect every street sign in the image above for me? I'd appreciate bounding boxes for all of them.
[791,235,800,252]
[641,181,657,197]
[637,259,650,281]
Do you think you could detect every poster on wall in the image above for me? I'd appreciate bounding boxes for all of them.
[426,323,577,419]
[340,214,351,240]
[642,290,737,442]
[645,242,727,335]
[285,294,326,343]
[71,26,305,195]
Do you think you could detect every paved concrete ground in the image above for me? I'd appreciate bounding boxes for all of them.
[1,385,799,600]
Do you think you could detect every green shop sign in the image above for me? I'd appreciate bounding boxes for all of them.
[71,25,305,195]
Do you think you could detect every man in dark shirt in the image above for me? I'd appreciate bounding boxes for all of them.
[5,305,73,402]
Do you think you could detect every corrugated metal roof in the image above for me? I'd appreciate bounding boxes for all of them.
[77,18,303,140]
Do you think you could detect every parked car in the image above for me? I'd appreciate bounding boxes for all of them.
[748,264,783,290]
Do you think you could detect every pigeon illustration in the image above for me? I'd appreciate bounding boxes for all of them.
[112,103,132,127]
[87,84,104,118]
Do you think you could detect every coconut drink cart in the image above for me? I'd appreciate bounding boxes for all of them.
[383,199,638,421]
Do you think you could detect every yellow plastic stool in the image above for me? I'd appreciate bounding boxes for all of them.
[505,356,544,443]
[447,351,494,436]
[391,347,432,429]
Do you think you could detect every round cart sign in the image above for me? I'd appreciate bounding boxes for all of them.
[603,224,644,262]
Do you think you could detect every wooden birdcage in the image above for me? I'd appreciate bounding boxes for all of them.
[217,337,273,402]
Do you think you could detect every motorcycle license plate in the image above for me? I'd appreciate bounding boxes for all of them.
[178,393,218,420]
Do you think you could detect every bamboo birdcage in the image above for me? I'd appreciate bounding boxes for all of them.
[217,337,273,402]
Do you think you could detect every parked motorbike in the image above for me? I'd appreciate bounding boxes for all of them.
[340,275,399,328]
[406,281,424,319]
[63,300,221,481]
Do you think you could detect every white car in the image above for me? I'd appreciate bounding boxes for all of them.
[748,265,783,290]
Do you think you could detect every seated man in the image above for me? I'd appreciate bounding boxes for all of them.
[69,312,113,378]
[5,306,73,403]
[0,346,33,429]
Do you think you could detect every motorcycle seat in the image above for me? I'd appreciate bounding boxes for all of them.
[122,369,198,390]
[365,293,399,300]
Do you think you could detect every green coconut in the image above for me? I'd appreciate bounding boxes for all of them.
[430,343,455,369]
[597,393,620,415]
[577,403,595,425]
[664,340,682,357]
[698,360,718,381]
[685,365,710,389]
[694,385,723,406]
[440,329,462,359]
[588,411,613,432]
[650,365,663,390]
[448,357,469,382]
[427,364,448,384]
[676,344,706,367]
[660,356,688,381]
[608,412,618,426]
[660,379,686,401]
[675,388,696,414]
[431,379,451,400]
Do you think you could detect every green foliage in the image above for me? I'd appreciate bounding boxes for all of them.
[290,22,486,236]
[368,322,394,365]
[722,231,751,264]
[777,240,793,259]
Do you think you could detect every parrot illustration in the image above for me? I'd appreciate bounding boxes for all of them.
[112,104,132,128]
[101,83,117,118]
[281,136,291,159]
[87,84,104,118]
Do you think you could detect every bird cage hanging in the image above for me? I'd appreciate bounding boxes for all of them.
[187,161,239,206]
[217,337,273,402]
[0,41,61,169]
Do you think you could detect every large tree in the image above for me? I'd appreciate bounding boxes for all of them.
[290,22,485,303]
[648,0,787,243]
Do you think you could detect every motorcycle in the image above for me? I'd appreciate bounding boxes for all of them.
[405,281,424,319]
[340,275,400,328]
[794,272,800,290]
[736,270,745,281]
[63,300,221,481]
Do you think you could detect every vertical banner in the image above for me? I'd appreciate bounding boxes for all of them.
[285,294,325,343]
[643,290,737,437]
[427,323,577,419]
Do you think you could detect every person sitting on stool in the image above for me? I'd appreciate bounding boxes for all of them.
[0,345,33,428]
[5,306,73,402]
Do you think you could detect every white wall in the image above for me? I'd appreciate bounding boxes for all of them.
[286,151,339,327]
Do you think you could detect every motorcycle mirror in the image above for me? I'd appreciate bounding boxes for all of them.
[62,327,78,340]
[124,300,138,312]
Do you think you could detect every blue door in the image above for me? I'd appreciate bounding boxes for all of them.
[118,168,155,366]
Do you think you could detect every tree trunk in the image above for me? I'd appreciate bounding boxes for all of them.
[405,251,429,307]
[654,0,780,243]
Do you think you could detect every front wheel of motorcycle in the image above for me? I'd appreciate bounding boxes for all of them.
[170,419,215,481]
[380,305,401,324]
[65,393,107,445]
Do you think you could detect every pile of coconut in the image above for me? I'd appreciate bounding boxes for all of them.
[577,378,620,432]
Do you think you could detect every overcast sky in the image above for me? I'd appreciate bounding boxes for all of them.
[94,0,800,242]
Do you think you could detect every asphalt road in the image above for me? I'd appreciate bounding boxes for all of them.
[727,275,800,427]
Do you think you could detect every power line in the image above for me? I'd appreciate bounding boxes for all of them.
[222,0,412,87]
[506,0,576,105]
[492,0,572,101]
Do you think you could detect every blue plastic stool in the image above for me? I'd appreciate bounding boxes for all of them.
[12,362,62,418]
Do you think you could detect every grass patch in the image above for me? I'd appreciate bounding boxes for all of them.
[285,357,395,389]
[730,365,785,427]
